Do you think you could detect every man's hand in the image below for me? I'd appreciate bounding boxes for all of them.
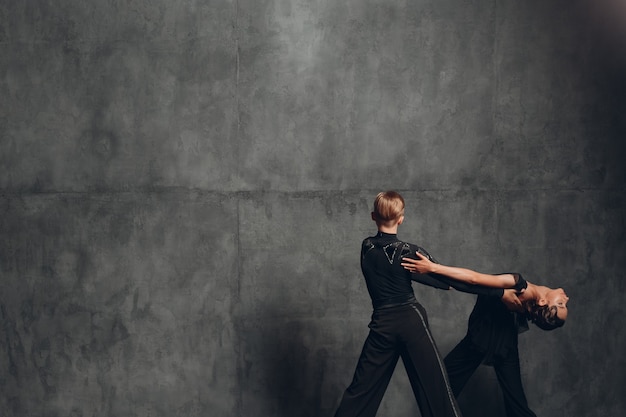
[401,251,435,274]
[501,289,524,312]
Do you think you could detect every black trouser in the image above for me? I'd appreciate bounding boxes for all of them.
[444,337,537,417]
[334,303,462,417]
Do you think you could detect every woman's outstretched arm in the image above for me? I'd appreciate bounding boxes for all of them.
[401,251,517,289]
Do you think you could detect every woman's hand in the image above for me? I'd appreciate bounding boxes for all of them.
[401,251,435,274]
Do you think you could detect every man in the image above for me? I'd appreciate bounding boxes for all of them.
[334,191,526,417]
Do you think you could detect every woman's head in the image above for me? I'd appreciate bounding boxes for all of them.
[372,191,405,227]
[526,287,569,330]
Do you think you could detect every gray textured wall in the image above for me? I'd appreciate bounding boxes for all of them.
[1,1,625,416]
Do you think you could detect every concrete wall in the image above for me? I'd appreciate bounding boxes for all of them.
[1,1,625,416]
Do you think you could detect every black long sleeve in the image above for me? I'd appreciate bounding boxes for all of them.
[360,231,527,308]
[425,272,527,298]
[410,246,527,297]
[427,273,505,297]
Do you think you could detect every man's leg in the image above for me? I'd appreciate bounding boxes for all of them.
[399,304,462,417]
[334,329,399,417]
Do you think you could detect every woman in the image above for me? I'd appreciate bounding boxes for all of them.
[401,252,568,328]
[401,252,569,417]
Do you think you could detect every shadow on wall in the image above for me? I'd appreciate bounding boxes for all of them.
[239,303,337,417]
[243,303,510,417]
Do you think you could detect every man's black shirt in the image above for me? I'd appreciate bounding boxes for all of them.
[361,231,508,309]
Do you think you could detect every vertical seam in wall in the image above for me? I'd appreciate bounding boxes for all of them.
[236,0,241,139]
[235,0,241,179]
[492,0,499,251]
[234,2,242,415]
[235,194,242,416]
[492,0,499,150]
[234,0,241,299]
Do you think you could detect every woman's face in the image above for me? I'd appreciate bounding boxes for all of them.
[544,288,569,321]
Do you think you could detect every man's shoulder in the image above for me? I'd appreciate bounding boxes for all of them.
[361,236,374,246]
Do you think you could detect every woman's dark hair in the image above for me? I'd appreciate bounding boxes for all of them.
[526,300,565,331]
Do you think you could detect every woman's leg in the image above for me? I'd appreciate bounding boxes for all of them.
[443,336,485,398]
[493,350,537,417]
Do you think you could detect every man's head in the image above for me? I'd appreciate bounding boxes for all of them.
[526,287,569,330]
[372,191,405,228]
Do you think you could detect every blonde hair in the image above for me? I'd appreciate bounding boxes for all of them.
[373,191,405,226]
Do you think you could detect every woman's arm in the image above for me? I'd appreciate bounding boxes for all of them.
[401,251,517,288]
